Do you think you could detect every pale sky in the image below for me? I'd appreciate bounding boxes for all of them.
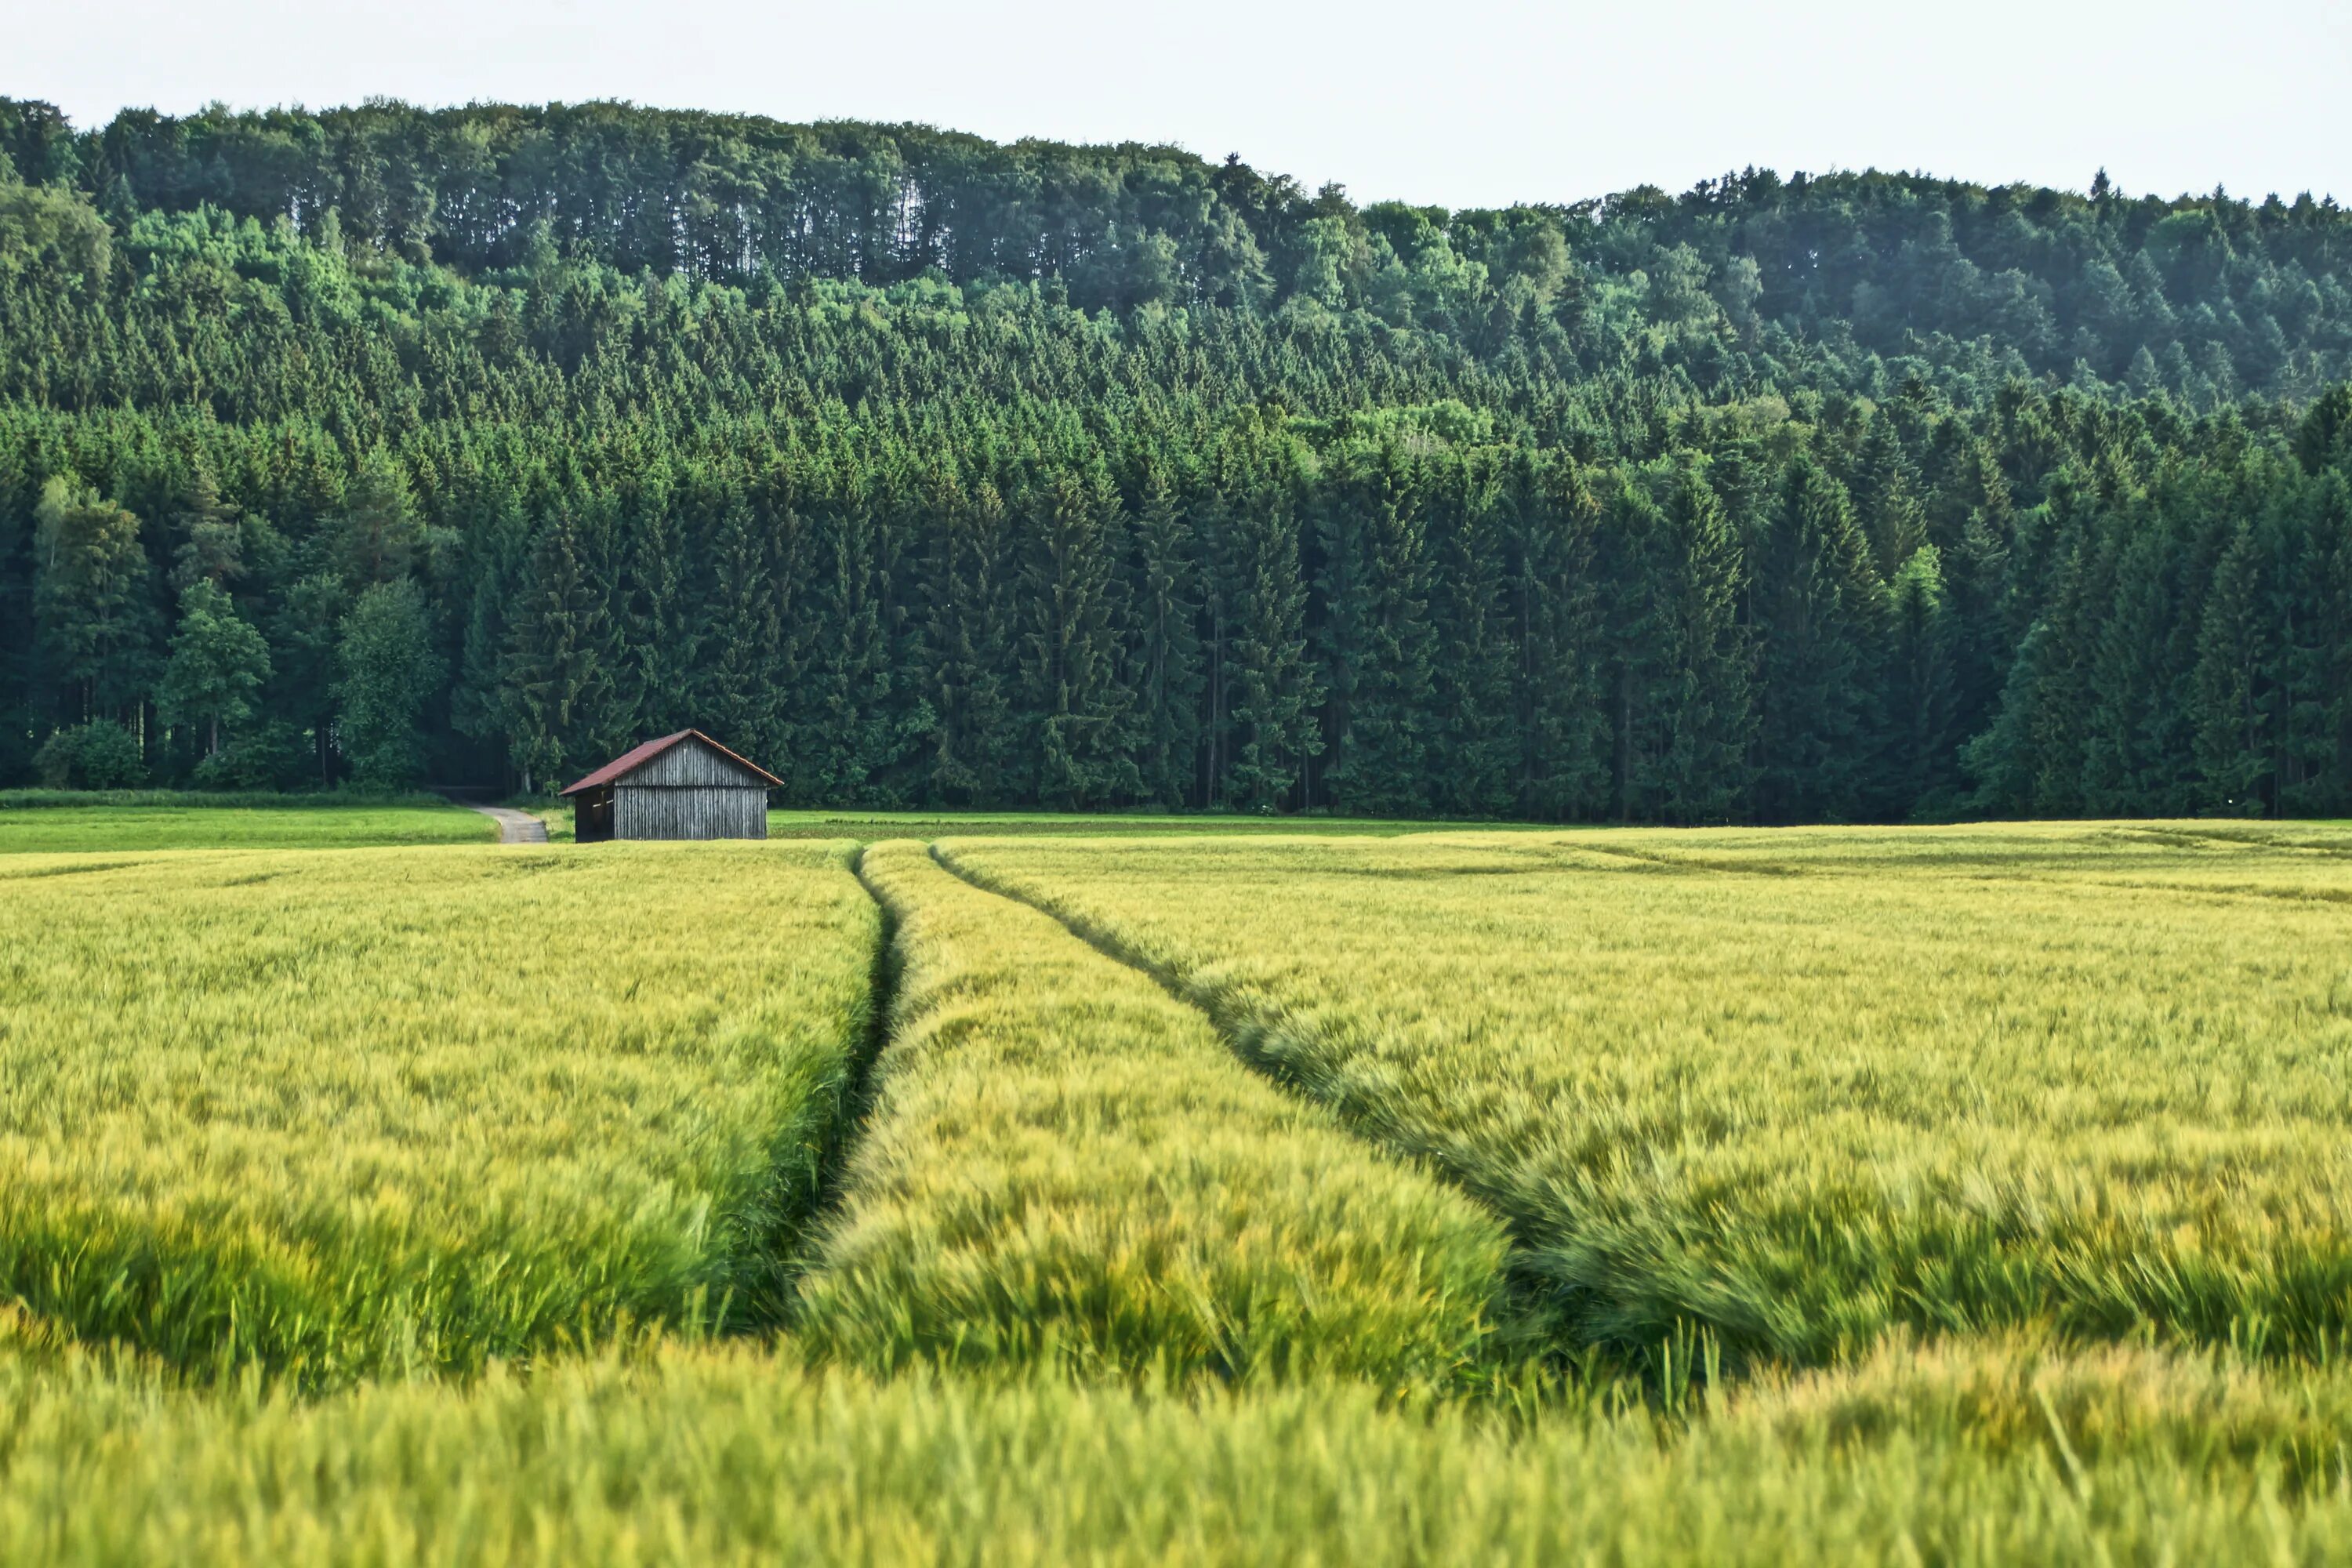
[11,0,2349,209]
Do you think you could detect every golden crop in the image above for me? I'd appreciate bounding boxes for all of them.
[943,821,2352,1364]
[0,841,877,1379]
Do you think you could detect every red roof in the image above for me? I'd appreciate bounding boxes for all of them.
[559,730,783,795]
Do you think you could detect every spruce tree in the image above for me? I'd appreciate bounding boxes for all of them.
[691,495,789,775]
[1414,455,1511,816]
[1131,472,1204,808]
[1220,461,1321,811]
[1884,545,1958,813]
[1850,415,1929,579]
[499,516,615,793]
[2190,517,2272,813]
[1315,437,1436,815]
[1646,470,1752,822]
[1501,451,1606,821]
[920,474,1019,805]
[1017,469,1141,808]
[1750,457,1885,822]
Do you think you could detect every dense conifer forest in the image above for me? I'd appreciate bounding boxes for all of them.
[3,96,2349,817]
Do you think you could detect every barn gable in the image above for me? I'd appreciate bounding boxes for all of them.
[612,736,774,789]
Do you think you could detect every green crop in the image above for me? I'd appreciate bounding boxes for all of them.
[3,1325,2351,1566]
[9,815,2352,1559]
[944,821,2352,1365]
[0,841,877,1380]
[791,842,1508,1384]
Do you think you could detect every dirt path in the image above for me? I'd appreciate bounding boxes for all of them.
[462,804,550,844]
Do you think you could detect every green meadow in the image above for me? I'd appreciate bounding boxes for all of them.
[0,793,495,853]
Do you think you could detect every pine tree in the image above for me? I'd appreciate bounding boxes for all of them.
[332,452,424,589]
[169,464,245,593]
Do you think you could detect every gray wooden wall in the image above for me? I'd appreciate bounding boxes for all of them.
[614,784,768,839]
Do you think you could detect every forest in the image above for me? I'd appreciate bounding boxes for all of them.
[2,95,2349,818]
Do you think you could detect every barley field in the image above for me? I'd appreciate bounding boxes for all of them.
[4,813,2352,1561]
[944,822,2352,1365]
[0,840,877,1378]
[2,1322,2350,1565]
[793,842,1506,1382]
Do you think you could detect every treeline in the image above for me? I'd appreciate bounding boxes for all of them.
[10,96,2352,403]
[2,97,2349,818]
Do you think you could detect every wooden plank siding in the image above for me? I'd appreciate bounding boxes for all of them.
[613,783,768,840]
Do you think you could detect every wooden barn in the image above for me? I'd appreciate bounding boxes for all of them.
[559,731,782,842]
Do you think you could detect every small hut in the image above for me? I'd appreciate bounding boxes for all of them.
[559,730,782,842]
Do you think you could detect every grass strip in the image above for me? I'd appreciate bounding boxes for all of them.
[0,798,493,853]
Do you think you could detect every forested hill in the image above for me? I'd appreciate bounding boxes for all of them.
[2,96,2349,818]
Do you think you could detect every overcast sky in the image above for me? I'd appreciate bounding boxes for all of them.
[12,0,2349,209]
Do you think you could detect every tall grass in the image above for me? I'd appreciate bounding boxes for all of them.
[791,842,1508,1384]
[944,822,2352,1366]
[0,842,877,1380]
[3,1327,2350,1564]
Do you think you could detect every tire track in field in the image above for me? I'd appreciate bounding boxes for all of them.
[768,844,905,1312]
[925,841,1572,1361]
